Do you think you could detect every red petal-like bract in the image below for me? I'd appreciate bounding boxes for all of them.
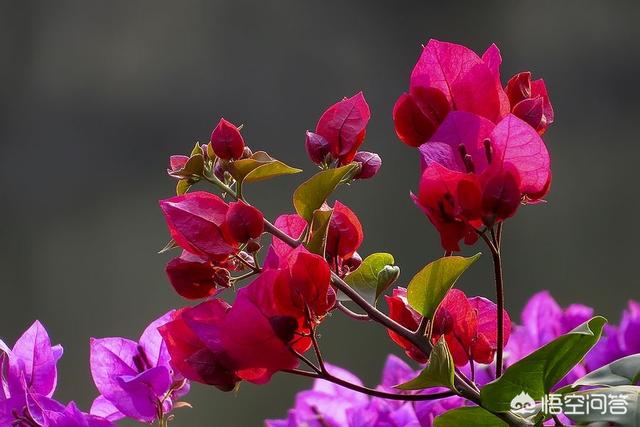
[326,201,364,261]
[468,296,511,364]
[159,191,237,260]
[165,251,220,300]
[352,151,382,179]
[384,287,427,363]
[224,201,264,243]
[410,39,509,124]
[209,118,245,160]
[315,92,370,164]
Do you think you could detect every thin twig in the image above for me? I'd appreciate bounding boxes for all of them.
[336,302,370,321]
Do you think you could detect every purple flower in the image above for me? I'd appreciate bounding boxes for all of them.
[1,321,114,427]
[89,311,190,423]
[586,300,640,370]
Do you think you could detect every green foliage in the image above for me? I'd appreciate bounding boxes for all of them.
[434,407,507,427]
[570,354,640,389]
[342,253,398,304]
[563,386,640,426]
[407,254,481,318]
[480,316,607,412]
[305,208,333,256]
[228,151,301,184]
[293,163,358,221]
[396,337,456,391]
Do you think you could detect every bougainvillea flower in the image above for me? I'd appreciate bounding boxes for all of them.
[384,287,428,363]
[386,287,510,366]
[165,251,231,300]
[164,248,333,388]
[223,200,264,243]
[167,155,189,175]
[90,311,189,423]
[393,40,511,147]
[209,118,245,160]
[326,201,364,262]
[586,300,640,370]
[159,191,237,260]
[314,92,371,165]
[352,151,382,179]
[415,112,551,250]
[505,72,554,134]
[159,299,241,392]
[0,322,114,427]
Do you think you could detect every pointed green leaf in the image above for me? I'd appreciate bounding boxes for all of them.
[342,253,396,304]
[407,253,481,318]
[396,337,456,391]
[376,265,400,299]
[434,407,508,427]
[480,316,607,412]
[570,354,640,389]
[563,386,640,426]
[228,151,301,184]
[190,141,203,156]
[305,208,333,256]
[293,163,358,222]
[176,179,191,195]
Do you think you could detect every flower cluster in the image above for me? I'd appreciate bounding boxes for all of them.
[1,322,114,426]
[395,40,553,251]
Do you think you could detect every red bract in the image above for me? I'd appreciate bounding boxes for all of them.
[384,288,428,363]
[165,251,231,300]
[159,191,237,260]
[163,247,333,388]
[271,214,307,259]
[432,289,511,366]
[314,92,371,165]
[305,131,332,165]
[505,72,554,134]
[415,112,551,250]
[209,118,245,160]
[159,300,241,392]
[393,87,451,148]
[326,201,363,261]
[224,201,264,243]
[168,155,189,174]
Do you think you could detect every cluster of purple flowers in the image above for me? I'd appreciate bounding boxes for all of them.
[1,312,189,426]
[268,291,640,427]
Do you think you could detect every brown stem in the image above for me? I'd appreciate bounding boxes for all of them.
[336,302,370,321]
[283,368,455,402]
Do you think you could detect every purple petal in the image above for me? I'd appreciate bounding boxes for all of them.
[11,320,60,397]
[113,366,172,422]
[561,304,594,333]
[619,300,640,354]
[90,396,124,422]
[138,311,174,369]
[380,355,415,388]
[312,363,368,405]
[520,291,562,346]
[89,338,139,400]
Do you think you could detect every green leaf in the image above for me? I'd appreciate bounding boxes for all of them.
[342,253,396,304]
[305,208,333,256]
[376,265,401,299]
[396,337,457,391]
[434,407,508,427]
[480,316,607,412]
[176,179,191,195]
[293,163,359,222]
[228,151,301,184]
[570,354,640,389]
[406,253,481,318]
[562,386,640,426]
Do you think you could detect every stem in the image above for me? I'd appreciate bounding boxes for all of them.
[487,227,505,378]
[284,368,455,402]
[336,302,370,321]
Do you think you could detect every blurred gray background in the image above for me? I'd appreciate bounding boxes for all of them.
[1,1,639,425]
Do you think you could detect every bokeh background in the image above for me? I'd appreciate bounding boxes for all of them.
[1,1,639,425]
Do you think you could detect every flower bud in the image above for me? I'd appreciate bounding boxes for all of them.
[241,146,253,159]
[212,267,231,289]
[166,252,219,299]
[352,151,382,179]
[245,239,261,254]
[209,118,245,160]
[505,72,532,106]
[224,201,265,243]
[305,131,332,164]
